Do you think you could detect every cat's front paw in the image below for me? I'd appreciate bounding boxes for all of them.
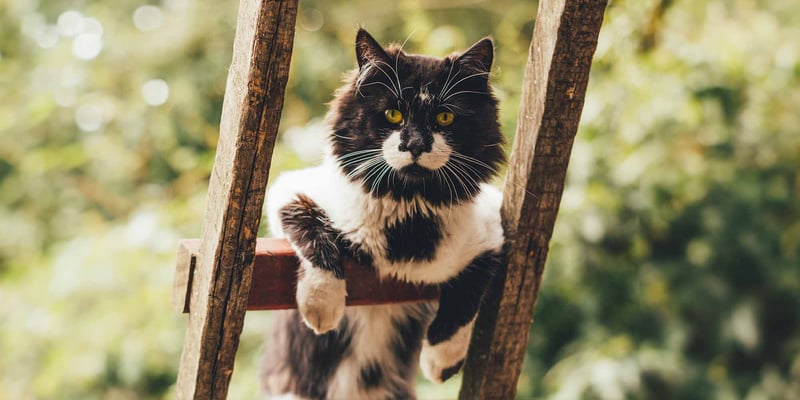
[419,323,474,383]
[296,266,346,335]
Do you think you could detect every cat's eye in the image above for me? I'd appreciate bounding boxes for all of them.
[384,109,403,124]
[435,111,455,126]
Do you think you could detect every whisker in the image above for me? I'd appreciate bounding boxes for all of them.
[437,166,456,205]
[372,60,402,96]
[395,31,414,99]
[440,104,463,114]
[441,71,491,99]
[356,81,400,98]
[439,63,460,98]
[346,157,383,179]
[363,161,390,194]
[388,166,397,190]
[452,154,539,199]
[450,158,484,180]
[339,153,382,168]
[450,151,499,174]
[447,160,480,193]
[338,148,382,159]
[398,30,415,54]
[443,90,489,102]
[371,163,392,195]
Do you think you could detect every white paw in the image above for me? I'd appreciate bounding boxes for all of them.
[419,320,475,383]
[296,265,346,335]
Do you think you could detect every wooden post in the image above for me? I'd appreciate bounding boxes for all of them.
[459,0,607,398]
[175,0,298,398]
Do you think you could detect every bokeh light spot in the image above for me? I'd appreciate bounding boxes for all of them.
[72,33,103,60]
[299,9,324,32]
[35,25,59,48]
[82,17,104,36]
[142,79,170,106]
[133,6,163,31]
[75,104,103,132]
[57,10,84,37]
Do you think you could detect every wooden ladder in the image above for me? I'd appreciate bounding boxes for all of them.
[172,0,607,398]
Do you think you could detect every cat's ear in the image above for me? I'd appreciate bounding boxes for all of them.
[356,28,391,69]
[456,37,494,72]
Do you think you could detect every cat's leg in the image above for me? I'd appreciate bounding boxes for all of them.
[326,304,432,400]
[419,250,503,383]
[279,194,346,334]
[261,310,355,399]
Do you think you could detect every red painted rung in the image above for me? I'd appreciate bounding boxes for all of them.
[173,238,439,313]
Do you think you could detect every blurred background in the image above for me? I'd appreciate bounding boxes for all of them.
[1,0,798,398]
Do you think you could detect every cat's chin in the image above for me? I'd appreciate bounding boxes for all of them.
[398,164,433,179]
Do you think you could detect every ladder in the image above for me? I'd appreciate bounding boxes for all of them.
[172,0,607,398]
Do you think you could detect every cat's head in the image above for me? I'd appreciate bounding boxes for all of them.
[328,29,505,205]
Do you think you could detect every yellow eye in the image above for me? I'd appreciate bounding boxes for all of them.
[435,111,455,126]
[384,109,403,124]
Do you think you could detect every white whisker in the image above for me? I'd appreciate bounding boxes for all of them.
[450,151,498,174]
[439,62,459,98]
[443,90,489,102]
[373,60,403,97]
[441,71,490,99]
[346,157,383,179]
[357,81,400,98]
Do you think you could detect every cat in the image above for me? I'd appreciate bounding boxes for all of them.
[260,29,506,400]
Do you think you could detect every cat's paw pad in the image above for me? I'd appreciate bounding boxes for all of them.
[296,267,346,335]
[419,336,470,384]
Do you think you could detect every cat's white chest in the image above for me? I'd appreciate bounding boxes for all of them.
[266,161,504,285]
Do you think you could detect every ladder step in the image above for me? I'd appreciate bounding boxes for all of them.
[173,238,440,313]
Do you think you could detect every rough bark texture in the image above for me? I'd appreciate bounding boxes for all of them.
[459,0,607,398]
[175,0,298,398]
[174,239,439,312]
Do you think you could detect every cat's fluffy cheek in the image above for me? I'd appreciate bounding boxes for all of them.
[381,131,413,169]
[417,133,451,170]
[296,263,347,335]
[419,319,475,383]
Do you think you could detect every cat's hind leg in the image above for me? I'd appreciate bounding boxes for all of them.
[260,310,354,399]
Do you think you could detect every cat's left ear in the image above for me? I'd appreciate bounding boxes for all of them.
[355,28,392,69]
[456,37,494,72]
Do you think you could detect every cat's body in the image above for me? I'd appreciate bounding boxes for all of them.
[261,30,506,400]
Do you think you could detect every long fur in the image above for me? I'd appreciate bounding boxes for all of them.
[261,29,506,400]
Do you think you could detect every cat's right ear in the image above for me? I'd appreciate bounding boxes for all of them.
[356,28,391,69]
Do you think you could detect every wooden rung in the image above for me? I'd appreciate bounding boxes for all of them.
[173,238,439,313]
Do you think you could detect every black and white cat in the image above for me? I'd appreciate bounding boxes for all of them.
[260,29,506,400]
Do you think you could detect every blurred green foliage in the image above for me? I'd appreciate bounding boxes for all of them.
[0,0,798,399]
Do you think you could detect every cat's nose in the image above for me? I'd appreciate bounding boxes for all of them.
[400,133,426,158]
[405,142,424,158]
